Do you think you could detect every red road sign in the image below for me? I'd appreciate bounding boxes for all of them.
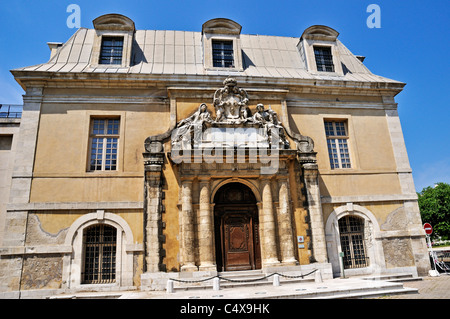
[423,223,433,235]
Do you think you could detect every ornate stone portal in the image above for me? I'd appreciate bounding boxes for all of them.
[142,78,328,286]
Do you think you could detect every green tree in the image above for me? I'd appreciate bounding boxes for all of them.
[417,182,450,241]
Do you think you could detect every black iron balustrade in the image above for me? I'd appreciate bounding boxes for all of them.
[0,104,22,118]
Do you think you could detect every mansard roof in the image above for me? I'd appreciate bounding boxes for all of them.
[12,16,404,89]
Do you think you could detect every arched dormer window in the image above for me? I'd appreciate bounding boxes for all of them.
[90,14,135,68]
[202,18,244,71]
[297,25,344,75]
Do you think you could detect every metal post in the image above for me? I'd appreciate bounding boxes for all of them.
[427,235,440,277]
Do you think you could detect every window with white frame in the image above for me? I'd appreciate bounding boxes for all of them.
[324,120,351,169]
[89,118,119,171]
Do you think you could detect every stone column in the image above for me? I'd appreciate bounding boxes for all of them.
[143,141,165,273]
[198,178,216,271]
[277,177,298,266]
[180,179,197,271]
[260,178,280,266]
[302,163,328,263]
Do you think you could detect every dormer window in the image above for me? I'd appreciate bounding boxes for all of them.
[314,46,334,72]
[90,14,135,68]
[298,25,344,75]
[212,40,234,68]
[202,18,243,71]
[99,37,124,65]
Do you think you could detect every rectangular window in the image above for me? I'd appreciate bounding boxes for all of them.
[99,37,124,65]
[212,40,234,68]
[324,121,351,169]
[89,118,120,171]
[314,46,334,72]
[0,135,13,150]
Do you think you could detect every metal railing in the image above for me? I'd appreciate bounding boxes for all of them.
[0,104,23,118]
[165,269,321,293]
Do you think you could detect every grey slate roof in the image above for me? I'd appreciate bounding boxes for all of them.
[13,28,402,84]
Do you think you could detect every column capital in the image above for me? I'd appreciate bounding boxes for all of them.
[275,174,289,182]
[197,176,212,184]
[180,177,195,184]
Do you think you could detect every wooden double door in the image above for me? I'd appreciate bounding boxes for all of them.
[215,207,261,271]
[214,183,261,271]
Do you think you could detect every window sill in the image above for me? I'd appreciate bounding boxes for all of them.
[205,67,243,72]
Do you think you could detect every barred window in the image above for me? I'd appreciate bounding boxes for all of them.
[324,121,351,169]
[212,40,234,68]
[338,216,369,269]
[89,118,119,171]
[99,37,124,65]
[314,46,334,72]
[82,224,117,284]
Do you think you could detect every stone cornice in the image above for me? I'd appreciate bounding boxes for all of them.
[11,71,405,97]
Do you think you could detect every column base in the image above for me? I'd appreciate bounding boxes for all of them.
[280,258,299,266]
[180,264,198,272]
[262,258,280,268]
[199,263,217,272]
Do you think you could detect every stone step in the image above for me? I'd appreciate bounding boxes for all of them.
[173,277,314,291]
[259,281,417,299]
[362,273,423,283]
[308,287,419,299]
[172,269,315,291]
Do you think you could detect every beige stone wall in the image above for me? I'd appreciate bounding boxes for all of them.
[30,93,169,203]
[0,119,21,247]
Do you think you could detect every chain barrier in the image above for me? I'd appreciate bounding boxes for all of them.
[168,269,318,284]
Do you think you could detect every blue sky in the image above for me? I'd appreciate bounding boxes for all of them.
[0,0,448,192]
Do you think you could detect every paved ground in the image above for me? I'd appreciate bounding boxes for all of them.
[371,274,450,299]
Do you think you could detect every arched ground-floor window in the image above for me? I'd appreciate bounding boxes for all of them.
[82,224,117,284]
[325,204,387,277]
[62,211,140,289]
[338,215,369,269]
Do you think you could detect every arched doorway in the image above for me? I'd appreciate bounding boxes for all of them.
[214,182,261,271]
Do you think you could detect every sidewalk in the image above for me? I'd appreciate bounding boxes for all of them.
[371,274,450,299]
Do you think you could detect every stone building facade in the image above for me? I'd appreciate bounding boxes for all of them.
[0,14,429,298]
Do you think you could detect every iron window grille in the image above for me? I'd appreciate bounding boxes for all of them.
[314,46,334,72]
[338,216,369,269]
[99,37,124,65]
[212,40,234,68]
[82,224,117,284]
[89,118,120,171]
[324,121,351,169]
